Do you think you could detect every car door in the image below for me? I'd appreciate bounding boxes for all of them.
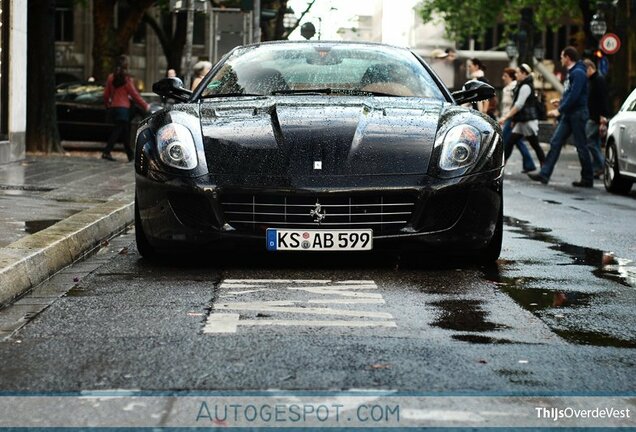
[56,83,111,142]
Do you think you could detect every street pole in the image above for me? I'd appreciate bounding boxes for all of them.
[183,0,194,88]
[253,0,261,43]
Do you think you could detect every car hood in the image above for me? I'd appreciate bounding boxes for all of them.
[199,97,445,179]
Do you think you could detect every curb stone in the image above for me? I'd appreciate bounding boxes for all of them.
[0,198,134,307]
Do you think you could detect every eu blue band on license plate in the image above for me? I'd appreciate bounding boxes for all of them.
[266,229,373,251]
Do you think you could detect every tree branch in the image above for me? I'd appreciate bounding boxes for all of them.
[143,12,170,60]
[282,0,317,39]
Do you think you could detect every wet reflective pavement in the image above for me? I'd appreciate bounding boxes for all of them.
[0,155,134,247]
[0,147,634,395]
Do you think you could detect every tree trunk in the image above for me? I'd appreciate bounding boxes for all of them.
[92,0,157,81]
[92,0,119,81]
[143,11,187,76]
[261,0,286,41]
[606,0,636,112]
[26,0,62,153]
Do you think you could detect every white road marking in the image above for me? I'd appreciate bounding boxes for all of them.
[288,287,382,298]
[203,313,240,333]
[238,319,397,328]
[218,283,265,289]
[204,279,395,333]
[223,289,271,295]
[288,284,377,290]
[308,298,386,304]
[222,279,331,284]
[216,303,393,319]
[335,280,376,284]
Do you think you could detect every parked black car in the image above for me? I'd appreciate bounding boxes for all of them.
[56,81,161,142]
[135,41,503,262]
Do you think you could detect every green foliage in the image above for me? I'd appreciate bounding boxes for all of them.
[416,0,592,44]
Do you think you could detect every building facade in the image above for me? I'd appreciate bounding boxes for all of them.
[54,1,251,90]
[0,0,27,164]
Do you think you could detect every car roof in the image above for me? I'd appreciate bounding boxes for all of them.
[238,40,412,52]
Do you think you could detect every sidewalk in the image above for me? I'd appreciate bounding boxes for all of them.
[0,152,134,306]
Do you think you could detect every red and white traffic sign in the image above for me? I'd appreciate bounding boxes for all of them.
[600,33,621,55]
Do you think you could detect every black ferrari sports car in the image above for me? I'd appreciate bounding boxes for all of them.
[135,41,503,262]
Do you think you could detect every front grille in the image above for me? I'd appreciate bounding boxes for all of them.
[221,193,416,234]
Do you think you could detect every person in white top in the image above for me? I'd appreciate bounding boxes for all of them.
[498,63,545,168]
[499,67,537,172]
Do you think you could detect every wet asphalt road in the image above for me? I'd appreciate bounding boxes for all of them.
[0,151,635,394]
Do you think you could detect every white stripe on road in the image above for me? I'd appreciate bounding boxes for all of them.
[216,303,393,319]
[287,284,377,290]
[222,279,332,284]
[203,313,240,333]
[335,280,376,284]
[223,289,271,295]
[288,288,382,298]
[218,284,266,289]
[203,314,396,333]
[308,298,386,304]
[204,279,395,333]
[237,319,397,328]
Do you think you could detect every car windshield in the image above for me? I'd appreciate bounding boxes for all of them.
[620,88,636,112]
[200,43,446,100]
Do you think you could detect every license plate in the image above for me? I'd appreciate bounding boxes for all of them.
[266,229,373,251]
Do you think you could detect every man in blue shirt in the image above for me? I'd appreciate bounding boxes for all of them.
[529,46,594,187]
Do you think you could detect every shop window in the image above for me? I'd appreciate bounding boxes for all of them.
[55,0,74,42]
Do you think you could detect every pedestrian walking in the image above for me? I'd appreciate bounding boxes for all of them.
[498,67,538,173]
[102,55,150,162]
[499,64,545,171]
[583,59,610,179]
[191,60,212,90]
[528,46,594,187]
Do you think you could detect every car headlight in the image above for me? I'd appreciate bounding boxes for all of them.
[156,123,198,170]
[439,125,481,171]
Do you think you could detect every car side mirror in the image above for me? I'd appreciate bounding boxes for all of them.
[452,80,495,105]
[152,77,192,102]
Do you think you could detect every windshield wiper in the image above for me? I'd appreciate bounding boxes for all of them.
[202,93,265,98]
[271,88,404,97]
[271,88,334,95]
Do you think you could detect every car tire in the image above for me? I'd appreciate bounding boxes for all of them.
[479,202,503,263]
[604,141,633,195]
[461,197,503,264]
[135,197,159,260]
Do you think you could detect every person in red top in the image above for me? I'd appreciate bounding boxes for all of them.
[102,55,150,161]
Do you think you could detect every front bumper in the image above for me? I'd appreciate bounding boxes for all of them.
[136,169,502,253]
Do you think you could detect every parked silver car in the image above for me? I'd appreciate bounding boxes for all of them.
[605,87,636,194]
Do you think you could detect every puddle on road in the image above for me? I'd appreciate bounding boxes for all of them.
[23,219,62,234]
[476,217,636,348]
[431,299,508,333]
[0,184,55,192]
[452,335,529,344]
[65,286,91,297]
[503,216,634,287]
[499,286,593,310]
[22,210,81,234]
